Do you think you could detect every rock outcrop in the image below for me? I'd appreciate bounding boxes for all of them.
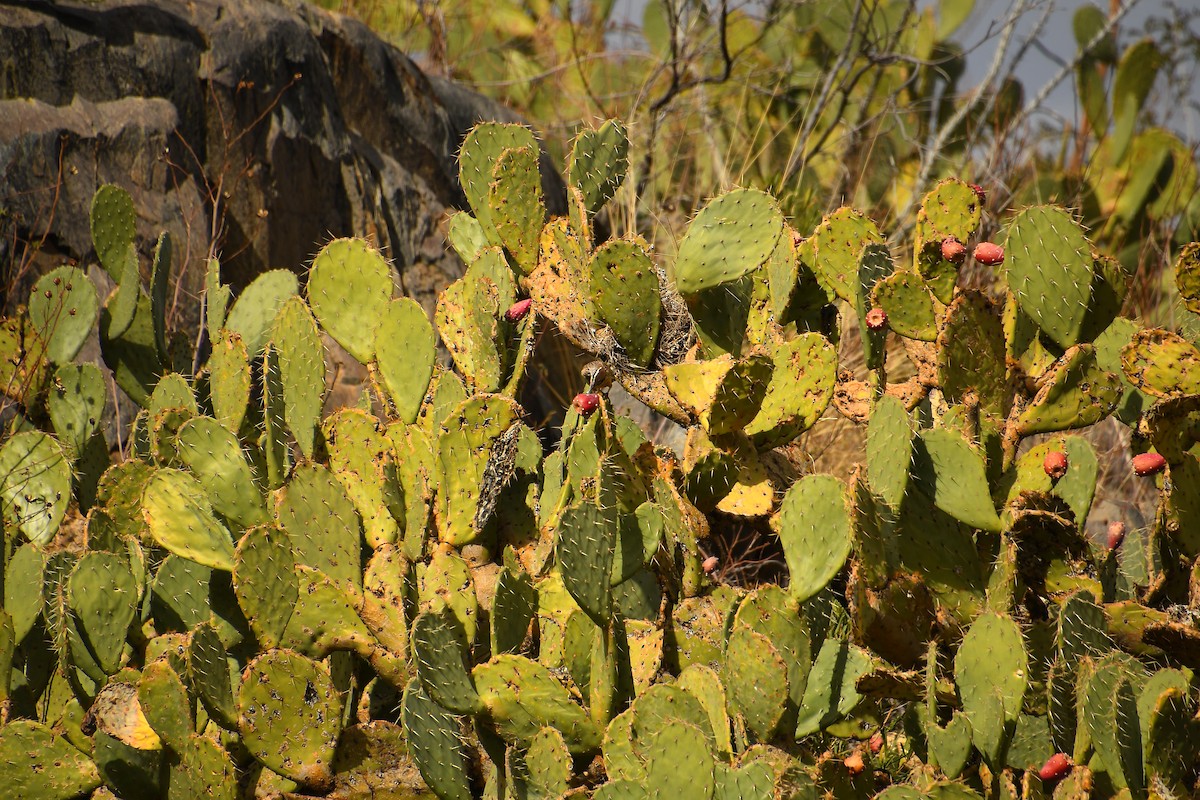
[0,0,564,313]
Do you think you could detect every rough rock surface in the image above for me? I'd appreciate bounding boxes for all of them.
[0,0,563,311]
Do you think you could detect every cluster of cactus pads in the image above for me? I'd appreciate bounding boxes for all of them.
[4,119,1200,800]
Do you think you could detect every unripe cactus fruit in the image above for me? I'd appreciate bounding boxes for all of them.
[969,183,987,204]
[865,307,888,330]
[573,393,600,416]
[1038,753,1072,782]
[1106,520,1126,550]
[1132,452,1166,476]
[1042,451,1068,480]
[941,237,967,264]
[702,556,719,574]
[973,242,1004,265]
[505,298,533,322]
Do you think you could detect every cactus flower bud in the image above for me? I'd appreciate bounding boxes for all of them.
[1106,520,1126,550]
[865,307,888,330]
[504,298,533,322]
[1043,451,1068,480]
[1038,753,1072,782]
[969,183,987,204]
[941,236,967,263]
[573,392,600,416]
[973,242,1004,266]
[1132,452,1166,476]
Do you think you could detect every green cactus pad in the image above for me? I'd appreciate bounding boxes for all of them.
[412,608,481,714]
[1003,205,1095,349]
[913,179,982,302]
[307,238,394,364]
[359,544,410,656]
[91,183,137,276]
[1144,687,1193,796]
[325,408,403,550]
[435,267,504,392]
[206,332,250,434]
[142,468,236,571]
[666,353,772,436]
[225,268,299,357]
[47,362,106,457]
[473,654,602,752]
[809,207,884,304]
[954,612,1026,763]
[743,334,837,449]
[557,498,618,625]
[238,649,340,790]
[1119,327,1200,397]
[865,394,913,509]
[776,474,852,602]
[459,122,539,241]
[435,394,521,546]
[389,422,436,559]
[793,638,873,737]
[673,189,785,295]
[100,286,161,406]
[911,428,1002,532]
[271,295,325,458]
[0,430,71,546]
[401,680,473,800]
[1014,344,1122,436]
[275,463,363,589]
[492,560,536,654]
[568,119,629,214]
[872,270,938,341]
[166,734,237,800]
[5,542,44,643]
[374,298,437,424]
[643,720,717,800]
[421,546,480,643]
[176,416,268,528]
[589,239,661,366]
[446,211,488,263]
[233,526,298,649]
[937,290,1010,419]
[29,266,99,364]
[188,621,239,730]
[137,659,194,750]
[723,625,789,741]
[1173,241,1200,313]
[488,145,544,273]
[1001,436,1098,523]
[524,726,573,798]
[67,551,138,674]
[0,720,102,799]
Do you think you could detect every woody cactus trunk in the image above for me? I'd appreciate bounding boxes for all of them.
[2,118,1200,800]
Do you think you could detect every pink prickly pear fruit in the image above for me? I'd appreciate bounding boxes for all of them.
[573,392,600,417]
[702,556,720,574]
[504,298,533,322]
[1132,452,1166,476]
[865,307,888,330]
[1038,753,1072,782]
[1106,520,1126,550]
[973,242,1004,266]
[969,183,988,204]
[1043,451,1068,480]
[869,733,884,755]
[941,236,967,263]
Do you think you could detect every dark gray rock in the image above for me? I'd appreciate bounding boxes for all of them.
[0,0,563,314]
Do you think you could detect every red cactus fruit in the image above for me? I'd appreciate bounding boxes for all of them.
[843,752,865,776]
[869,733,884,755]
[969,183,987,204]
[1038,753,1072,782]
[941,236,967,263]
[1132,452,1166,476]
[573,392,600,417]
[702,556,720,574]
[1043,451,1068,480]
[865,307,888,330]
[504,298,533,322]
[1106,520,1126,550]
[973,242,1004,266]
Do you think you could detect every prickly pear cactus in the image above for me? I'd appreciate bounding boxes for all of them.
[6,137,1200,800]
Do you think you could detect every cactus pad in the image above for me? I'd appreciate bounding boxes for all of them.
[1003,206,1095,349]
[776,474,852,602]
[307,238,394,364]
[673,189,784,295]
[142,468,237,571]
[0,431,71,546]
